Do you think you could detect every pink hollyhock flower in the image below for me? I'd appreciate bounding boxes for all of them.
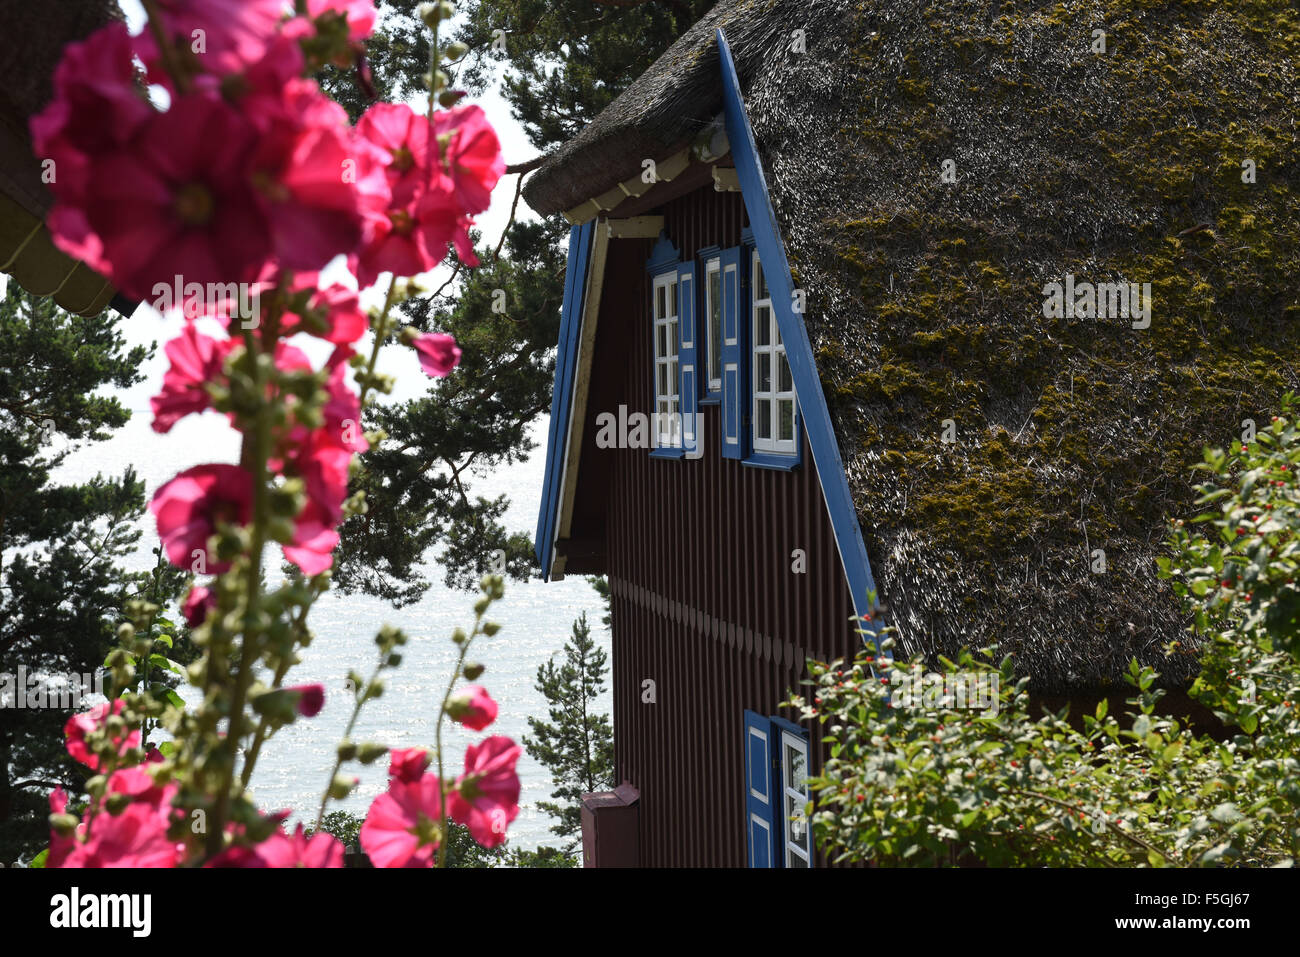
[246,79,373,271]
[151,464,254,574]
[289,684,326,717]
[433,105,504,218]
[59,802,183,868]
[65,701,140,771]
[353,102,472,286]
[106,765,171,805]
[412,332,461,378]
[276,353,365,534]
[282,500,341,575]
[356,102,433,203]
[281,275,369,344]
[151,323,235,433]
[29,23,152,197]
[71,95,272,299]
[446,685,497,731]
[446,735,521,849]
[181,585,216,627]
[209,824,344,867]
[388,747,431,783]
[360,774,444,867]
[308,0,377,41]
[140,0,287,76]
[414,184,481,267]
[57,766,183,868]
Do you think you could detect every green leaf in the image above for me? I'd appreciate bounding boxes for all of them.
[1210,802,1243,823]
[29,849,48,869]
[148,654,182,674]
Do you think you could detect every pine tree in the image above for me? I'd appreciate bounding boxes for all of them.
[0,288,164,863]
[523,611,614,851]
[316,2,708,600]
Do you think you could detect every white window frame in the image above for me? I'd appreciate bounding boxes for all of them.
[704,256,722,394]
[780,729,811,867]
[751,249,796,455]
[652,271,681,449]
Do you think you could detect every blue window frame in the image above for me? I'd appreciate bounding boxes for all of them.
[720,235,802,470]
[743,710,812,868]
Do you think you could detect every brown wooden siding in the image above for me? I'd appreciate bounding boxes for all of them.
[572,186,863,866]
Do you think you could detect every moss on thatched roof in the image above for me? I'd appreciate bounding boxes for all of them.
[527,0,1300,692]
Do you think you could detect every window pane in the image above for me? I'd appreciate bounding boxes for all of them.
[668,282,677,316]
[755,306,770,346]
[786,792,809,855]
[755,259,767,300]
[656,284,664,319]
[757,398,772,439]
[709,269,722,383]
[785,743,806,791]
[656,324,666,359]
[669,319,677,354]
[778,352,792,393]
[757,353,771,393]
[779,400,795,442]
[669,360,678,396]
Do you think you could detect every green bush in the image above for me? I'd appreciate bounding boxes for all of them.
[790,397,1300,866]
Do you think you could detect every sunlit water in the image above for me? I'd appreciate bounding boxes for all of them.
[52,410,605,852]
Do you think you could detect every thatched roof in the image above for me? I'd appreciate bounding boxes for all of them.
[527,0,1300,693]
[0,0,126,316]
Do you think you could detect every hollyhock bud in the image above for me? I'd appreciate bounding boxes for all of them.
[292,684,326,717]
[446,685,497,731]
[388,747,431,783]
[411,332,461,378]
[357,742,389,764]
[181,586,216,627]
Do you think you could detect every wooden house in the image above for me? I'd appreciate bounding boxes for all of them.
[528,0,1300,866]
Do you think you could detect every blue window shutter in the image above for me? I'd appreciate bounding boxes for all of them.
[677,261,700,458]
[719,245,747,459]
[743,709,776,867]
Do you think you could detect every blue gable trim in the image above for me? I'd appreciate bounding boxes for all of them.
[536,221,596,579]
[717,29,882,651]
